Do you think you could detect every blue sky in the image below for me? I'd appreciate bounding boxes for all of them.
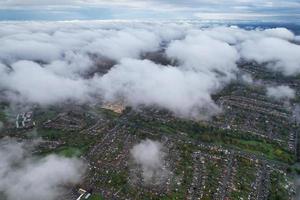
[0,0,300,22]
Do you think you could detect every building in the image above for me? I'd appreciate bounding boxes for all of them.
[16,111,35,129]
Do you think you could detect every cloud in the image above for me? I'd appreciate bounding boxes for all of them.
[266,85,296,100]
[1,0,300,22]
[240,73,254,84]
[1,0,300,17]
[3,0,299,10]
[194,12,276,21]
[0,39,62,63]
[240,37,300,75]
[0,61,91,105]
[263,28,295,41]
[0,21,299,119]
[96,58,223,119]
[0,21,169,106]
[130,139,169,185]
[166,32,239,75]
[0,138,85,200]
[83,28,160,61]
[45,51,93,77]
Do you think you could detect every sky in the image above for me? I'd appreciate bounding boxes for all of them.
[0,0,300,22]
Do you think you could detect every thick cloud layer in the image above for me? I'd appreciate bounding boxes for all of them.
[0,21,299,119]
[0,60,91,104]
[0,138,85,200]
[166,32,239,75]
[97,58,222,118]
[240,37,300,75]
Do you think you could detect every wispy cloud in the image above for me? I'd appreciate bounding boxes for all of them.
[0,0,299,21]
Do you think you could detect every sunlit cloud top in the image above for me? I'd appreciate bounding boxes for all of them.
[0,0,299,21]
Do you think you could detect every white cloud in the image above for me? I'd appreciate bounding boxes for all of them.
[266,85,295,100]
[0,21,299,118]
[240,37,300,75]
[0,0,300,23]
[0,61,91,105]
[241,73,254,84]
[166,32,239,75]
[1,0,300,12]
[96,58,222,119]
[194,12,275,20]
[45,51,93,78]
[130,139,169,184]
[263,28,295,41]
[0,138,85,200]
[84,28,160,60]
[0,39,62,63]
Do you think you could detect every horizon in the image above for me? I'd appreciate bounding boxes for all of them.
[0,0,300,22]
